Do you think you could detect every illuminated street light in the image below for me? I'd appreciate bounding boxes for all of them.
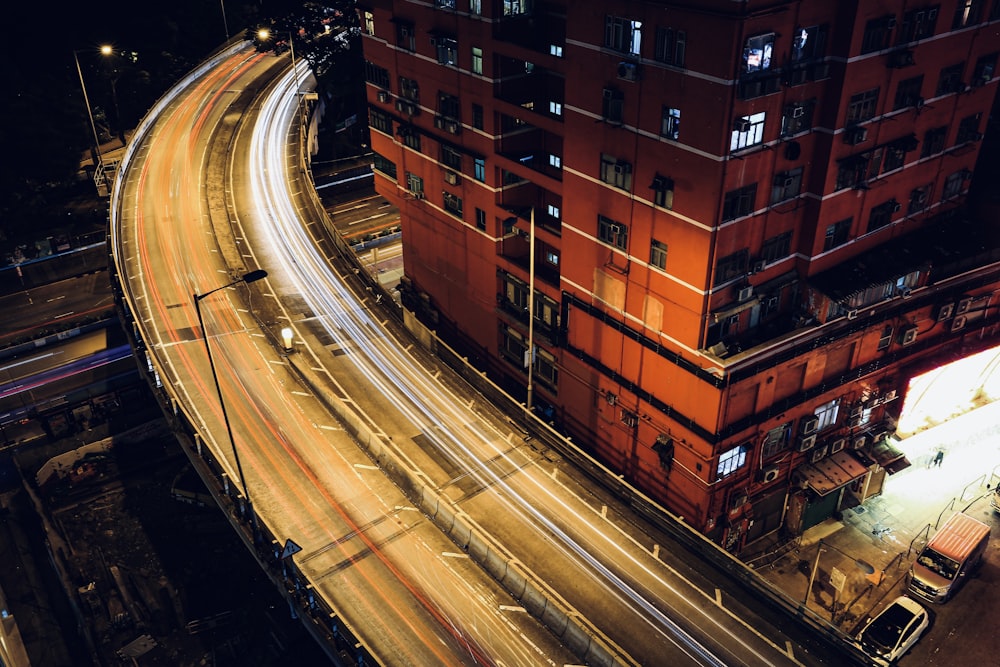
[258,28,306,134]
[281,326,294,353]
[193,269,268,527]
[73,46,109,195]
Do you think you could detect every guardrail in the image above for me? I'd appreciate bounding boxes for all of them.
[108,40,379,666]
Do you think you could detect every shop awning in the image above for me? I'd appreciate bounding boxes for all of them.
[871,436,911,474]
[795,450,869,497]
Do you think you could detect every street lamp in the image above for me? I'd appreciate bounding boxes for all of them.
[193,269,268,524]
[503,209,536,412]
[258,28,305,133]
[73,47,106,192]
[99,44,126,145]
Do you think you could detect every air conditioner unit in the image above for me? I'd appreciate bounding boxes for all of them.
[608,223,623,234]
[937,303,955,321]
[853,434,868,449]
[792,105,805,119]
[830,438,847,454]
[797,433,817,452]
[751,259,766,273]
[445,120,460,134]
[377,90,389,103]
[928,7,938,19]
[883,389,897,402]
[760,465,781,484]
[617,62,639,81]
[871,430,888,444]
[737,285,754,302]
[845,126,868,145]
[900,325,918,346]
[847,309,859,320]
[900,286,912,298]
[811,445,829,463]
[734,118,752,133]
[956,296,973,314]
[800,415,819,435]
[411,191,425,200]
[951,315,968,332]
[848,415,862,427]
[891,201,902,213]
[774,174,795,188]
[614,162,630,175]
[444,170,459,185]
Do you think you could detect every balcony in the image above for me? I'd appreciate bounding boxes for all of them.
[492,2,566,56]
[494,57,564,120]
[497,179,561,235]
[497,115,563,181]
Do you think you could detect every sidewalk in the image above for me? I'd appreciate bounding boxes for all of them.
[754,399,1000,634]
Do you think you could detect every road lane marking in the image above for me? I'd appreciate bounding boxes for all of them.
[442,552,469,559]
[499,605,526,612]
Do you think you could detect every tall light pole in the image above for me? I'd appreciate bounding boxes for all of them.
[73,47,105,187]
[193,269,268,524]
[219,0,230,40]
[258,28,305,132]
[526,207,536,412]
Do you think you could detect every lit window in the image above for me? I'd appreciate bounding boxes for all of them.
[598,215,628,250]
[471,47,483,75]
[742,33,774,72]
[443,191,463,218]
[474,158,485,182]
[661,107,680,140]
[717,443,749,479]
[548,154,561,169]
[363,11,374,35]
[605,16,642,55]
[549,101,563,116]
[470,0,482,15]
[650,175,674,209]
[550,44,563,57]
[547,203,560,219]
[600,154,632,191]
[731,112,766,152]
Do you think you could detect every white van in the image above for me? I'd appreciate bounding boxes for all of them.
[907,513,990,603]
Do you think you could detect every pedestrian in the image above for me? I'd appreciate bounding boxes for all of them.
[933,448,945,467]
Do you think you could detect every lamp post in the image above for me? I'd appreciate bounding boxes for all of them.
[73,47,105,187]
[193,269,268,524]
[503,210,536,412]
[258,28,305,133]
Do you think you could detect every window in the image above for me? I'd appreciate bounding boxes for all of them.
[544,250,559,269]
[731,112,765,151]
[550,44,563,57]
[654,27,686,66]
[533,347,559,391]
[500,325,527,367]
[717,443,749,479]
[781,101,814,136]
[846,88,880,122]
[882,142,907,173]
[474,158,485,182]
[373,152,396,179]
[602,88,624,124]
[867,199,899,233]
[598,215,628,250]
[953,0,985,28]
[548,154,561,169]
[503,0,529,16]
[943,170,966,199]
[396,22,416,51]
[549,101,563,116]
[372,107,394,134]
[762,423,791,458]
[922,126,947,156]
[815,399,840,431]
[620,409,638,428]
[399,76,419,101]
[973,53,997,85]
[761,231,792,263]
[909,185,931,214]
[835,155,868,191]
[861,16,895,54]
[471,47,483,75]
[714,249,749,284]
[406,172,424,196]
[472,103,484,130]
[475,207,486,231]
[435,0,456,8]
[877,325,894,351]
[363,11,374,35]
[956,113,983,144]
[894,75,924,109]
[823,218,851,251]
[400,126,421,151]
[771,168,803,204]
[650,240,667,270]
[436,37,458,65]
[651,175,674,209]
[470,0,482,16]
[364,61,390,89]
[600,154,632,191]
[722,184,757,221]
[743,33,775,72]
[792,25,827,61]
[547,203,560,219]
[437,148,461,174]
[443,191,463,218]
[660,107,681,139]
[898,6,939,43]
[438,93,460,120]
[936,63,966,95]
[605,16,642,55]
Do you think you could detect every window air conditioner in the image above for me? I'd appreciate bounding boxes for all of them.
[737,285,754,302]
[951,315,968,332]
[797,433,817,452]
[444,170,459,185]
[956,296,973,314]
[800,415,819,435]
[734,118,752,133]
[811,445,829,463]
[899,325,918,346]
[760,465,781,484]
[847,308,859,320]
[377,90,389,103]
[751,259,766,273]
[617,62,639,81]
[445,120,460,134]
[830,438,847,454]
[792,105,805,119]
[853,434,867,449]
[937,303,955,321]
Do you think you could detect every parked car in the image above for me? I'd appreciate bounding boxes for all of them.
[856,596,929,665]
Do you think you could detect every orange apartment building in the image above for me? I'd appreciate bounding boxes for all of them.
[359,0,1000,554]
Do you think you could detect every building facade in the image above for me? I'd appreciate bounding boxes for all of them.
[360,0,1000,553]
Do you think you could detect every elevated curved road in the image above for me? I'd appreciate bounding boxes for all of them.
[111,41,866,666]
